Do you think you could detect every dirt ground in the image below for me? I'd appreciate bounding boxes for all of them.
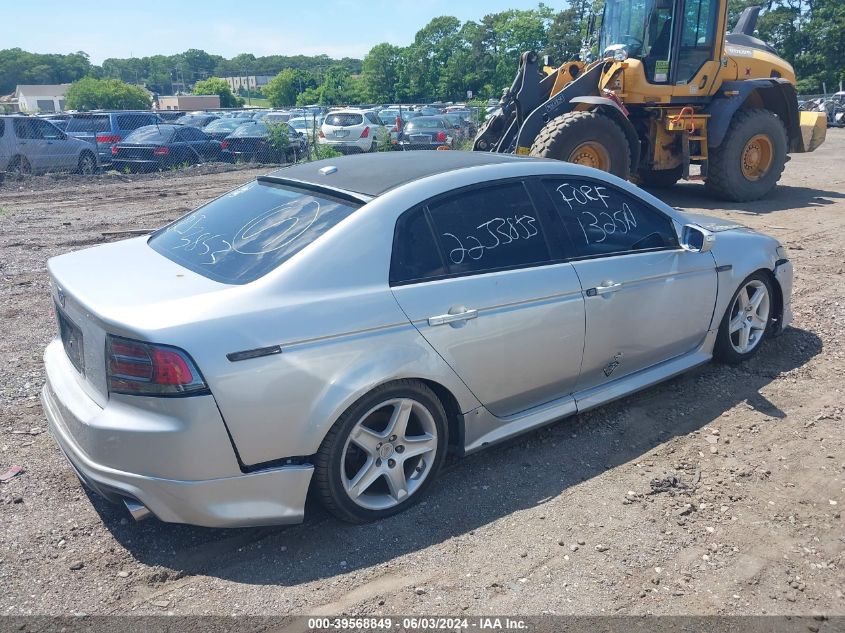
[0,136,843,620]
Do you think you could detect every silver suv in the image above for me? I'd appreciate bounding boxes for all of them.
[1,116,98,178]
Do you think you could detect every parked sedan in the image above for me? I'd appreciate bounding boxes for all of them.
[41,152,793,528]
[111,124,226,172]
[396,116,455,149]
[66,111,162,165]
[222,121,307,163]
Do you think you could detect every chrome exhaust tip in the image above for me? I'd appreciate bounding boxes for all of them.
[124,498,152,521]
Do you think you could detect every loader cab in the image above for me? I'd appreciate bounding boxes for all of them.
[600,0,724,93]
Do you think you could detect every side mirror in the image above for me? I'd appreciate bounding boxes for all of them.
[680,224,715,253]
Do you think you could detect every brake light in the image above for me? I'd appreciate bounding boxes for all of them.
[360,126,370,138]
[319,129,325,138]
[111,146,119,155]
[390,126,398,133]
[436,131,447,142]
[96,134,121,144]
[220,140,229,150]
[153,146,169,156]
[106,335,208,397]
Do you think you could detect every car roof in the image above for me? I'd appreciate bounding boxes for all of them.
[268,151,537,197]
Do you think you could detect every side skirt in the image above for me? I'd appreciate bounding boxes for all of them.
[462,333,716,455]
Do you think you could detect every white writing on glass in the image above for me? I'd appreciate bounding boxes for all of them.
[166,199,323,265]
[555,183,638,245]
[443,214,538,264]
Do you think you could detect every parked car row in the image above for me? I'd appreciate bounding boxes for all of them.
[3,103,484,179]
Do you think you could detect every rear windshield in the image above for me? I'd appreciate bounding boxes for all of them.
[123,126,174,143]
[148,180,361,284]
[67,115,110,133]
[230,121,266,137]
[325,113,363,126]
[204,119,245,132]
[407,118,446,129]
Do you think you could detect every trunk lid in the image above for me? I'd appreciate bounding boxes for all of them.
[47,237,229,406]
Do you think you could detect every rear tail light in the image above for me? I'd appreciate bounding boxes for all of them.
[436,131,447,142]
[220,140,229,150]
[96,134,122,144]
[153,146,170,156]
[360,126,370,138]
[106,335,209,397]
[390,126,398,133]
[111,146,119,155]
[319,129,325,138]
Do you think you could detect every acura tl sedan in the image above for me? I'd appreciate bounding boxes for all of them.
[41,152,793,527]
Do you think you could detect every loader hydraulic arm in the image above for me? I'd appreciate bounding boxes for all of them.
[473,52,555,152]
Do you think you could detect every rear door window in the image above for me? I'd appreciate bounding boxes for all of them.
[13,118,43,139]
[0,119,5,138]
[426,182,552,276]
[148,180,361,284]
[390,208,448,285]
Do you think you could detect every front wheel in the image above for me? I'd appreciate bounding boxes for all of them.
[705,109,787,202]
[314,380,448,523]
[714,272,774,364]
[530,111,631,179]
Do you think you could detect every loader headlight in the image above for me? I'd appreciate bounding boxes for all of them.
[603,44,629,61]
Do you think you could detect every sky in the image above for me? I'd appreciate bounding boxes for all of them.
[4,0,538,64]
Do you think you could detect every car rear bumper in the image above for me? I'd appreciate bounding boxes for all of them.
[318,137,370,151]
[41,341,313,528]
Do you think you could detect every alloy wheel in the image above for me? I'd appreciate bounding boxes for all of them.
[341,398,438,511]
[728,279,770,354]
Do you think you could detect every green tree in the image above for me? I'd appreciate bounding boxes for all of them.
[362,43,403,103]
[264,68,311,107]
[192,77,243,107]
[65,77,151,110]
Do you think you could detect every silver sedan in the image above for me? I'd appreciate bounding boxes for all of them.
[41,151,793,527]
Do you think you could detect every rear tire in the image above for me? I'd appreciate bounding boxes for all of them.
[7,155,31,177]
[77,151,97,175]
[530,111,631,179]
[705,109,787,202]
[314,379,448,524]
[633,164,683,188]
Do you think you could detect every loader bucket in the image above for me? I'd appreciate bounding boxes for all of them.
[798,111,826,153]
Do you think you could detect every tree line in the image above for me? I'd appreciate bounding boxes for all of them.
[1,0,841,108]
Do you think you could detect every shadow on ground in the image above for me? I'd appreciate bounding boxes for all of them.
[87,326,822,588]
[644,181,845,214]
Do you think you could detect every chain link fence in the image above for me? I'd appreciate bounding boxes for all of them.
[1,104,489,184]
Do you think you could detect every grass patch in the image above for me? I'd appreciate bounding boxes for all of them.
[243,97,270,108]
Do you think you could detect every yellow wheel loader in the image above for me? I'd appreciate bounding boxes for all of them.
[473,1,827,202]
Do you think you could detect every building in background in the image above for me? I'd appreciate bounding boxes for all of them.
[222,76,273,93]
[156,94,221,111]
[15,84,71,112]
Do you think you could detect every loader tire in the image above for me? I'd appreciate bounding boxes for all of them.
[530,111,630,179]
[705,109,787,202]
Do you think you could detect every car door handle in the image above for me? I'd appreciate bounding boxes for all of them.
[587,281,623,297]
[428,308,478,327]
